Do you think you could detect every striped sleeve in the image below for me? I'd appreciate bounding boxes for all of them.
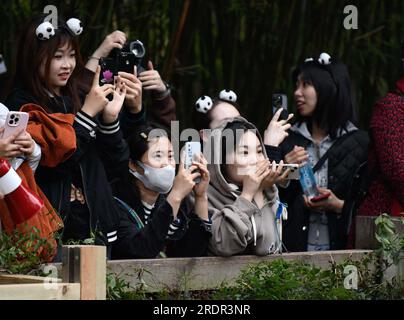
[75,110,97,132]
[99,118,120,135]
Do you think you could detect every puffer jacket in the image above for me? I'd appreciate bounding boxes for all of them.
[279,123,369,252]
[206,117,285,257]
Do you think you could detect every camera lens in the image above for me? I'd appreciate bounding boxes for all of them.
[130,40,145,58]
[10,114,15,120]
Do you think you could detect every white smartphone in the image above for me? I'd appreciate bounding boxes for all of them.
[1,111,29,139]
[275,163,300,180]
[184,141,201,183]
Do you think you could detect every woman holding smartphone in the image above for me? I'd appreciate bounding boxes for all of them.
[279,53,369,252]
[110,125,212,259]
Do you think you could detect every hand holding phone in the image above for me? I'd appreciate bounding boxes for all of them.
[272,94,289,121]
[275,163,300,180]
[1,112,29,139]
[184,142,201,184]
[311,192,331,202]
[99,58,117,101]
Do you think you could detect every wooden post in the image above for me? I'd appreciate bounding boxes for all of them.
[62,245,106,300]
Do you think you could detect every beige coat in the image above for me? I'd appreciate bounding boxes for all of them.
[206,117,284,257]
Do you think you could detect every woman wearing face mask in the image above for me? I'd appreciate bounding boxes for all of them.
[110,125,212,259]
[206,117,288,257]
[279,54,369,252]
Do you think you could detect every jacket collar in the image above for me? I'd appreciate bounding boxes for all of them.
[290,121,358,143]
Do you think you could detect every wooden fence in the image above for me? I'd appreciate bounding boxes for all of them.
[0,215,402,300]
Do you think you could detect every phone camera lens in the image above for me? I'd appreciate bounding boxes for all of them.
[10,114,15,120]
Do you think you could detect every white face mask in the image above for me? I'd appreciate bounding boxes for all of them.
[129,161,176,194]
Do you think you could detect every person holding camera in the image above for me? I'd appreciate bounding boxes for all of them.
[85,30,176,135]
[5,16,130,253]
[110,125,212,259]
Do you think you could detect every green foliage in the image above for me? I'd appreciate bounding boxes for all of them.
[1,0,404,131]
[0,226,53,275]
[375,213,404,266]
[213,259,360,300]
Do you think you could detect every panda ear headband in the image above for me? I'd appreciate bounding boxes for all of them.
[36,18,83,41]
[304,52,339,87]
[195,89,237,114]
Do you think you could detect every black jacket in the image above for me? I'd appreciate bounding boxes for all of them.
[6,87,129,246]
[110,174,212,259]
[279,128,369,251]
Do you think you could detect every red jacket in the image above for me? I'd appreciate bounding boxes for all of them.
[358,78,404,217]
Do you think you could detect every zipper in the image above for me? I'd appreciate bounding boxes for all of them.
[79,164,93,238]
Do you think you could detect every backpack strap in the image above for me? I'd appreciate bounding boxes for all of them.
[114,197,144,229]
[313,131,358,173]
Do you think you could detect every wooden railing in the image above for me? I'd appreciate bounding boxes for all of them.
[0,215,402,299]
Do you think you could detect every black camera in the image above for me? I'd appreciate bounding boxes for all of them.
[109,40,146,75]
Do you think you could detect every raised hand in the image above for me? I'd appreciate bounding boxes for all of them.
[285,145,309,166]
[192,154,210,198]
[0,128,25,159]
[138,61,167,94]
[241,159,271,202]
[264,108,294,147]
[103,76,127,123]
[118,65,142,114]
[81,66,114,117]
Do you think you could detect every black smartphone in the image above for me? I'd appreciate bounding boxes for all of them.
[272,94,289,120]
[118,52,136,74]
[99,57,117,101]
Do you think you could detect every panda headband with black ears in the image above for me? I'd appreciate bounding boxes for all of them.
[195,89,237,114]
[35,18,83,40]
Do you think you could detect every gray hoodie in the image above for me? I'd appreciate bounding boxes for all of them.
[206,117,284,257]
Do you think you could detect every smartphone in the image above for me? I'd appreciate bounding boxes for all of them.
[1,111,29,139]
[118,52,136,74]
[272,94,289,121]
[275,163,300,180]
[99,57,117,101]
[184,142,201,184]
[311,192,331,203]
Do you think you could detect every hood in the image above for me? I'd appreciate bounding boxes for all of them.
[290,120,358,142]
[206,116,270,198]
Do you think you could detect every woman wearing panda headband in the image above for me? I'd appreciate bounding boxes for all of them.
[5,15,134,256]
[278,52,369,252]
[194,89,293,163]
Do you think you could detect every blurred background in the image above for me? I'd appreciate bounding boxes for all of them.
[1,0,404,132]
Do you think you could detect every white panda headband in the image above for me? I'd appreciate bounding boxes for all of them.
[36,18,83,41]
[195,89,237,114]
[304,52,332,65]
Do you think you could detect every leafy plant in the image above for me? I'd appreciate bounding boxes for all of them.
[0,226,53,275]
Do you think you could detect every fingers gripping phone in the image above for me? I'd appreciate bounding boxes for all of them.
[272,94,289,121]
[99,57,117,101]
[1,112,29,139]
[275,163,300,180]
[311,193,331,203]
[184,142,201,184]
